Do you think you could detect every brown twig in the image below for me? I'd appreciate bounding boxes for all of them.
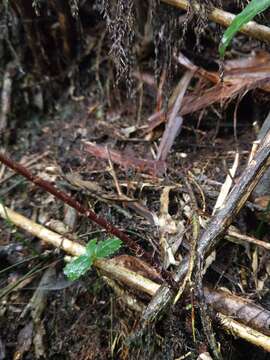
[0,152,145,260]
[83,141,166,177]
[0,152,176,285]
[226,229,270,251]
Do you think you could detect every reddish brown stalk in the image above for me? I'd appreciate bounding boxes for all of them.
[0,152,143,256]
[0,152,176,287]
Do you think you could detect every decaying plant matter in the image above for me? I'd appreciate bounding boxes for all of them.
[137,128,270,330]
[1,124,270,355]
[1,202,270,352]
[2,0,270,358]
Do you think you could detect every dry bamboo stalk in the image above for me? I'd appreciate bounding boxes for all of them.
[1,203,270,351]
[0,63,13,131]
[218,313,270,352]
[227,229,270,250]
[3,201,270,331]
[0,203,159,296]
[162,0,270,43]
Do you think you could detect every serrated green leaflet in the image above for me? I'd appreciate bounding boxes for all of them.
[85,238,98,256]
[219,0,270,57]
[63,255,93,281]
[95,237,122,258]
[63,237,122,281]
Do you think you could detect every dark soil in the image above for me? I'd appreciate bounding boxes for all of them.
[1,1,270,359]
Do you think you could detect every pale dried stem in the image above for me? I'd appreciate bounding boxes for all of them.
[0,203,159,296]
[217,313,270,352]
[162,0,270,43]
[227,229,270,250]
[1,203,270,351]
[0,65,13,131]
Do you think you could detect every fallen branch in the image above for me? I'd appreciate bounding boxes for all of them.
[141,128,270,325]
[217,313,270,352]
[204,287,270,336]
[1,203,270,351]
[0,152,151,264]
[162,0,270,44]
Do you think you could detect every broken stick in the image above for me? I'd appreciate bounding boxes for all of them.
[141,129,270,325]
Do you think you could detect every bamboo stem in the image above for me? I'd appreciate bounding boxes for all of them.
[0,203,159,296]
[162,0,270,43]
[1,203,270,351]
[218,313,270,352]
[0,151,176,286]
[0,152,148,261]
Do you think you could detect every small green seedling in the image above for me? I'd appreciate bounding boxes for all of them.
[219,0,270,57]
[64,237,122,281]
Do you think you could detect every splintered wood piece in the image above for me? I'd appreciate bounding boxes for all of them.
[156,71,193,161]
[145,52,270,135]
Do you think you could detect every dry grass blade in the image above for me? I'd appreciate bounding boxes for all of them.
[212,151,239,215]
[158,186,178,268]
[156,71,193,161]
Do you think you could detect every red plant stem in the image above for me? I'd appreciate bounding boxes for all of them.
[0,153,143,254]
[0,152,176,287]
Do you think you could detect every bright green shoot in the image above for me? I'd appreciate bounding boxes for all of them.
[63,237,122,281]
[219,0,270,57]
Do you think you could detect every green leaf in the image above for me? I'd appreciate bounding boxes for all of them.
[63,237,122,281]
[95,237,122,259]
[219,0,270,57]
[85,238,98,257]
[63,255,93,281]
